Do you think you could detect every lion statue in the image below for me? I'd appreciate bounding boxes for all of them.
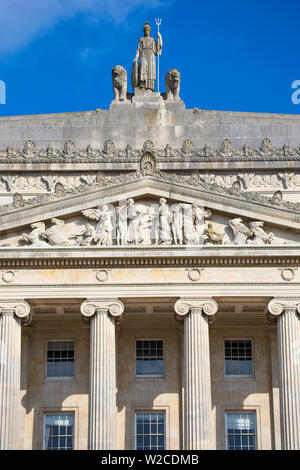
[165,69,181,101]
[112,65,127,102]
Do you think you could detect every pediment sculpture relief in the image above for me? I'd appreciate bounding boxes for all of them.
[17,197,281,248]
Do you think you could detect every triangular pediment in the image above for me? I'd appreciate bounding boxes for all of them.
[0,173,300,247]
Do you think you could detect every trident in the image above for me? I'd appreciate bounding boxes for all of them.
[155,18,162,93]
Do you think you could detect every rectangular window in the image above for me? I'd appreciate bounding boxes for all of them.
[226,412,256,450]
[135,412,165,450]
[43,413,74,450]
[46,341,75,378]
[136,339,164,377]
[224,339,253,377]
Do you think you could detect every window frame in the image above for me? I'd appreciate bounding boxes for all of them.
[134,411,166,451]
[225,411,257,451]
[135,338,165,378]
[43,412,75,450]
[45,339,76,380]
[223,338,254,379]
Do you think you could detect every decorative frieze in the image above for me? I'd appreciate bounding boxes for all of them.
[0,138,300,163]
[16,198,280,248]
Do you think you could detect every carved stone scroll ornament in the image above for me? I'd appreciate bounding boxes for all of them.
[0,300,31,325]
[174,298,218,323]
[80,298,124,322]
[268,298,300,321]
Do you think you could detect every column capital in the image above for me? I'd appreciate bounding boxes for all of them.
[268,297,300,322]
[0,300,31,324]
[174,297,218,322]
[80,298,124,321]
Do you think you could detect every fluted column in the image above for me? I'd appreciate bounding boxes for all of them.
[268,298,300,450]
[0,300,31,450]
[81,298,124,450]
[175,297,218,450]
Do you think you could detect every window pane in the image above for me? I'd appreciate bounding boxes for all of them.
[135,412,165,450]
[135,340,164,376]
[226,412,256,450]
[224,340,253,376]
[46,341,75,378]
[44,414,74,450]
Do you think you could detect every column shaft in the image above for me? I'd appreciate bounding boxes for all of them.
[89,309,117,450]
[277,309,300,449]
[0,311,21,449]
[184,308,212,450]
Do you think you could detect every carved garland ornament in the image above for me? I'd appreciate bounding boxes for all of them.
[0,139,300,163]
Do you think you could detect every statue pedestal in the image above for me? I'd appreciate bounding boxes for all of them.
[132,89,164,107]
[164,99,186,112]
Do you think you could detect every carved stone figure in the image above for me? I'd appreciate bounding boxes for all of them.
[126,198,145,245]
[247,221,275,245]
[22,222,49,247]
[204,223,224,245]
[193,205,211,244]
[74,224,96,246]
[41,218,72,246]
[229,218,250,244]
[182,203,197,244]
[171,204,183,245]
[159,198,173,244]
[131,22,162,91]
[116,204,128,246]
[82,206,115,246]
[112,66,127,102]
[165,69,181,101]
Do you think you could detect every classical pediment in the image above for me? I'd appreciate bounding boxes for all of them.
[0,170,300,248]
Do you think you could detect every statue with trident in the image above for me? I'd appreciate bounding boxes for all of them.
[131,21,162,92]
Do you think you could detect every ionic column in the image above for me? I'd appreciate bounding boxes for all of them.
[0,300,31,450]
[81,298,124,450]
[175,297,218,450]
[268,298,300,450]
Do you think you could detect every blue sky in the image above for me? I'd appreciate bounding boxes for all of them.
[0,0,299,116]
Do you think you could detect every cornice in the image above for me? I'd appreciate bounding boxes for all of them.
[0,245,299,269]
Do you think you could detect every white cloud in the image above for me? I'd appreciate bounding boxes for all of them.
[0,0,165,56]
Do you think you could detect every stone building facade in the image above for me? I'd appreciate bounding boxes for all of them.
[0,65,300,450]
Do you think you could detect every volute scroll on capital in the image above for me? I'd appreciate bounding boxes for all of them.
[268,298,300,321]
[174,298,218,322]
[80,299,124,320]
[0,300,31,324]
